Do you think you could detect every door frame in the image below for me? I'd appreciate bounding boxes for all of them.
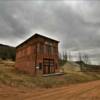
[43,58,54,74]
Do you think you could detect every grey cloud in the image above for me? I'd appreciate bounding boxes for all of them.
[0,0,100,63]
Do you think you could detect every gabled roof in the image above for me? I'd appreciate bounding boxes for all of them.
[16,33,59,48]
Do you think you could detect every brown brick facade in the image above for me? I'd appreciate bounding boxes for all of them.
[15,34,59,75]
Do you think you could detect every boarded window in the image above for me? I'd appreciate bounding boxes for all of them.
[37,44,44,54]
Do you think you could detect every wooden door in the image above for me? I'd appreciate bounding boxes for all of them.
[43,59,54,74]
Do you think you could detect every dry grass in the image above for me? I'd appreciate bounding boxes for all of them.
[0,60,100,89]
[62,62,100,82]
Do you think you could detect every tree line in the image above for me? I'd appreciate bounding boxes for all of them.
[0,44,16,61]
[59,51,90,67]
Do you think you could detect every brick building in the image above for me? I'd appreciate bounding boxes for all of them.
[15,33,59,75]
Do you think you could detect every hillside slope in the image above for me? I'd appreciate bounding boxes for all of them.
[0,60,100,89]
[0,44,15,60]
[61,62,100,81]
[62,62,81,72]
[0,60,100,100]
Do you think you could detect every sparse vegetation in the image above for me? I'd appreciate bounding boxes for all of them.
[59,52,68,66]
[62,62,100,81]
[0,60,100,89]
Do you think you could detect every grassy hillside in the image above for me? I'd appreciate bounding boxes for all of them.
[61,62,81,72]
[62,62,100,81]
[0,44,15,60]
[0,60,100,89]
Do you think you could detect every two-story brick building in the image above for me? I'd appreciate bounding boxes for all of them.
[15,33,59,75]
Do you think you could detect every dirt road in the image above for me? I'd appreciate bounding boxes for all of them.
[0,80,100,100]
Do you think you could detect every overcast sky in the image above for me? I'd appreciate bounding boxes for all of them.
[0,0,100,64]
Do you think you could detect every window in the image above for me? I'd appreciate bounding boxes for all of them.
[40,45,44,54]
[44,45,46,54]
[37,43,40,53]
[48,46,51,54]
[54,47,58,54]
[46,45,52,54]
[37,44,44,54]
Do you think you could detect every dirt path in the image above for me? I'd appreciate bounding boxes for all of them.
[0,80,100,100]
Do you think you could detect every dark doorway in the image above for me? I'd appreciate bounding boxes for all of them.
[43,59,55,74]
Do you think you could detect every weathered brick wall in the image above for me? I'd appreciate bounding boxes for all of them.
[15,41,36,75]
[16,35,59,75]
[35,37,59,74]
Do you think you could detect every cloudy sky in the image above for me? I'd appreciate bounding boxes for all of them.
[0,0,100,64]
